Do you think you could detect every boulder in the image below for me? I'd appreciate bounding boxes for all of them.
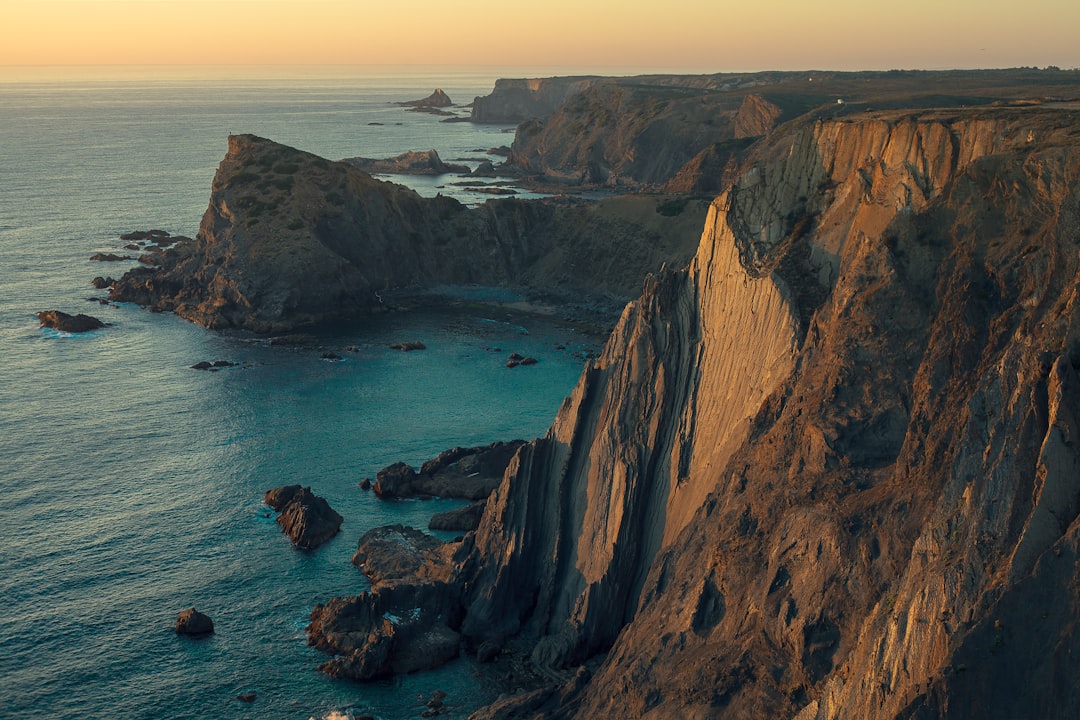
[175,607,214,636]
[389,341,426,351]
[264,485,343,549]
[37,310,105,333]
[89,253,132,262]
[91,277,115,289]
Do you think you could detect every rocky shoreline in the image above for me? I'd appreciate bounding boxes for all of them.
[93,68,1080,719]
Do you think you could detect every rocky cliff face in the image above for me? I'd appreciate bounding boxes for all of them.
[470,77,597,124]
[109,135,706,332]
[507,86,782,188]
[445,105,1080,717]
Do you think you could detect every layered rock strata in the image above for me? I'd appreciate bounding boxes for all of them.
[312,103,1080,719]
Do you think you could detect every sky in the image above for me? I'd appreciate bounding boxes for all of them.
[2,0,1078,75]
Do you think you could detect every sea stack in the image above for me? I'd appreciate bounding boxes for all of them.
[175,608,214,636]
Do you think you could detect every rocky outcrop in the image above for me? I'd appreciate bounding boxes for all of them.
[264,485,343,549]
[309,97,1080,717]
[37,310,105,333]
[399,88,453,108]
[108,134,704,332]
[175,607,214,636]
[373,441,525,500]
[308,526,463,680]
[343,149,468,176]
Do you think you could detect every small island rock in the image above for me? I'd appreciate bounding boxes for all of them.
[264,485,343,549]
[37,310,105,333]
[175,607,214,636]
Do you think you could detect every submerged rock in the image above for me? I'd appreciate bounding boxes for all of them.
[264,485,343,550]
[175,607,214,636]
[37,310,105,333]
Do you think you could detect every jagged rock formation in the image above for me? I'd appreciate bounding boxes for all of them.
[310,96,1080,718]
[108,134,705,332]
[399,88,453,108]
[264,485,343,549]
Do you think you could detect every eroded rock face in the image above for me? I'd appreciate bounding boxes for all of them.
[353,104,1080,718]
[501,107,1080,719]
[264,485,343,550]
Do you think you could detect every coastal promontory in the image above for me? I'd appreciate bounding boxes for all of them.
[108,134,706,332]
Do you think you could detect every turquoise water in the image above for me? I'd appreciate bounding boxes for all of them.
[0,70,597,719]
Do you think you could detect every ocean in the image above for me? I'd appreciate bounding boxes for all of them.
[0,67,601,719]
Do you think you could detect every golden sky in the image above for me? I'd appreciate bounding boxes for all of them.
[2,0,1078,73]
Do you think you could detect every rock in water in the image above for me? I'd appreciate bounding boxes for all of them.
[263,485,343,549]
[175,607,214,636]
[106,134,702,333]
[37,310,105,333]
[398,88,454,108]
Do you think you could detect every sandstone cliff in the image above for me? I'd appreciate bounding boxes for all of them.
[303,100,1080,717]
[456,104,1080,718]
[109,134,706,332]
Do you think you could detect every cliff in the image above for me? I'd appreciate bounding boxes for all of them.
[470,77,597,124]
[109,135,707,332]
[481,68,1080,192]
[308,99,1080,718]
[507,87,782,188]
[468,103,1080,718]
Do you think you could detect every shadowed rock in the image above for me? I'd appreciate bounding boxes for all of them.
[175,607,214,636]
[37,310,105,333]
[264,485,343,550]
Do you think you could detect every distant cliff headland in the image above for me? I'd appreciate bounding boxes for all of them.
[110,68,1080,719]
